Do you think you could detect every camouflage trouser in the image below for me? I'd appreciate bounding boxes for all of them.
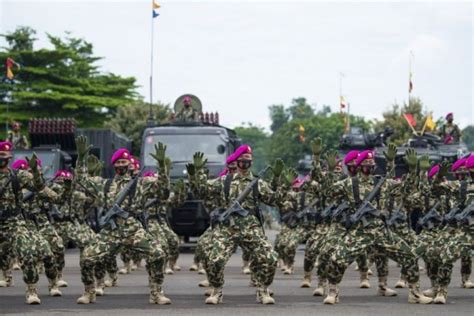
[281,224,316,267]
[206,219,277,288]
[274,224,293,261]
[414,229,442,284]
[194,227,213,265]
[0,220,57,284]
[326,221,419,285]
[393,225,418,279]
[148,218,179,262]
[304,223,330,274]
[434,227,473,287]
[38,222,64,273]
[81,218,165,287]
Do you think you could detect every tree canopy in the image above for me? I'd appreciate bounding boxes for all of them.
[0,26,137,131]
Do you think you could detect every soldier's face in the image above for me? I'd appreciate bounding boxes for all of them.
[360,161,375,175]
[237,153,253,170]
[447,115,453,123]
[227,161,237,174]
[347,164,358,176]
[114,159,130,175]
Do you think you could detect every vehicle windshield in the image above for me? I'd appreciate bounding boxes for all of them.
[11,152,56,179]
[143,134,227,166]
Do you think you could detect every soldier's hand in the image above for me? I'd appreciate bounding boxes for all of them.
[311,137,323,159]
[75,136,92,162]
[150,142,167,167]
[165,157,172,174]
[438,160,450,179]
[193,152,207,170]
[272,159,285,177]
[419,155,431,172]
[87,155,99,174]
[324,150,338,171]
[175,179,186,195]
[383,143,397,162]
[186,163,196,176]
[26,153,39,171]
[404,148,418,171]
[283,167,298,186]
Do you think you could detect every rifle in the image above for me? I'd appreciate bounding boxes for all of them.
[345,176,387,229]
[417,201,443,231]
[454,203,474,227]
[320,202,337,222]
[144,198,161,210]
[331,201,350,222]
[210,166,271,227]
[280,211,298,228]
[22,178,54,203]
[444,205,462,225]
[294,197,321,224]
[386,203,407,229]
[98,176,139,230]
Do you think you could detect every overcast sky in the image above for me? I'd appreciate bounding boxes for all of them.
[1,0,472,130]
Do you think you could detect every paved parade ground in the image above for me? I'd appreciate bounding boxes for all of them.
[1,232,472,316]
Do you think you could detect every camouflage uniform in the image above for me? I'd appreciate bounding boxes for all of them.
[191,169,280,302]
[0,166,61,303]
[77,167,169,304]
[324,174,427,303]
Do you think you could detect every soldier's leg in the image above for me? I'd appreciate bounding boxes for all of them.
[241,225,277,305]
[355,253,371,288]
[78,230,119,304]
[281,228,304,274]
[378,232,432,304]
[40,225,66,287]
[119,249,133,274]
[204,227,236,304]
[0,228,14,287]
[303,230,328,294]
[162,224,180,271]
[460,256,473,288]
[35,231,62,297]
[125,228,168,304]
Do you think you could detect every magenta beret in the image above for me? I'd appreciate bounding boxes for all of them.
[355,150,375,167]
[343,150,359,165]
[218,168,228,177]
[428,165,440,179]
[12,159,28,170]
[142,170,156,177]
[233,144,253,160]
[451,158,467,172]
[111,148,131,164]
[226,153,238,165]
[0,141,13,152]
[466,155,474,169]
[54,170,73,179]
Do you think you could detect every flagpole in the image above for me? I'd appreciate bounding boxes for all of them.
[408,51,412,109]
[148,4,155,124]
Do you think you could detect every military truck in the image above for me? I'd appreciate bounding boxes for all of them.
[11,118,131,179]
[140,94,241,242]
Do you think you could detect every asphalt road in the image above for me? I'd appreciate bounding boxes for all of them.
[0,231,472,315]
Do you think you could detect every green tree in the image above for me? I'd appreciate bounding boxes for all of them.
[268,104,289,133]
[0,26,137,130]
[104,101,171,155]
[372,97,434,145]
[462,125,474,151]
[234,123,270,171]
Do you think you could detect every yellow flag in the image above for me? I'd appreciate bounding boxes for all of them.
[425,114,436,131]
[6,67,14,80]
[152,1,160,9]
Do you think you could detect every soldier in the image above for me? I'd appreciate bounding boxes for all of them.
[0,142,62,304]
[322,149,432,304]
[6,122,29,149]
[75,137,170,305]
[428,154,474,303]
[187,145,283,304]
[175,95,199,122]
[438,113,462,144]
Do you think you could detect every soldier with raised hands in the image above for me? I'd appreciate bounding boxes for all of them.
[187,144,284,305]
[74,136,171,305]
[0,142,62,304]
[322,147,432,305]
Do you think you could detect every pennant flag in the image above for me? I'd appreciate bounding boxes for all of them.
[403,113,417,127]
[152,1,160,9]
[340,95,347,110]
[424,113,436,131]
[343,115,350,134]
[153,10,159,18]
[409,71,413,93]
[5,57,20,80]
